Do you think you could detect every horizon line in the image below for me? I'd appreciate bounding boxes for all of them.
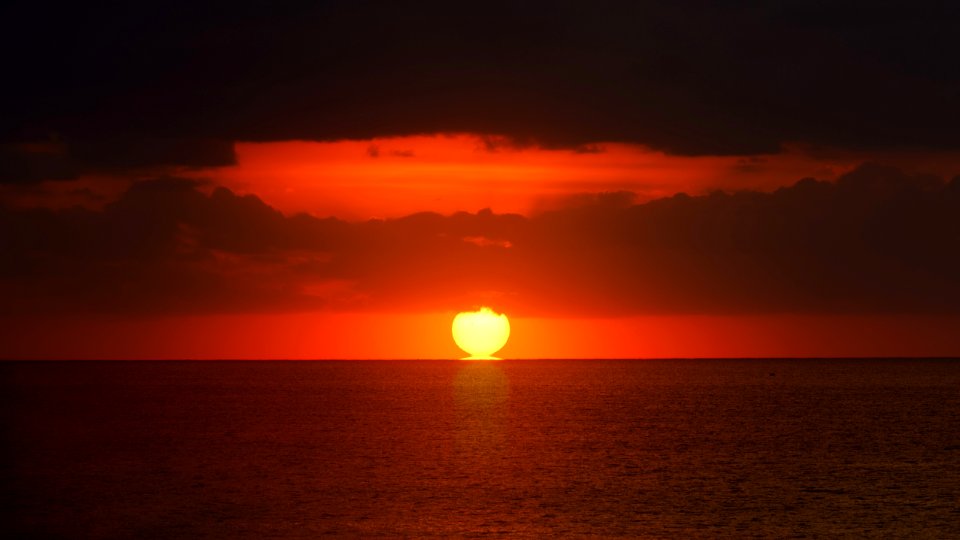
[3,357,959,362]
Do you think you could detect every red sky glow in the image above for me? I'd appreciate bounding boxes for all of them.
[4,1,960,359]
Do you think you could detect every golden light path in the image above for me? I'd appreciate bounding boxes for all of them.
[451,307,510,360]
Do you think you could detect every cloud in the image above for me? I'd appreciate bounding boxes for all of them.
[0,144,76,184]
[2,2,959,156]
[70,138,237,172]
[530,191,637,215]
[0,139,236,183]
[1,164,958,316]
[462,236,513,249]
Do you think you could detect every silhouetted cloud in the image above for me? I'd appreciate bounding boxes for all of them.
[2,164,958,316]
[0,139,236,183]
[0,144,76,184]
[2,1,958,160]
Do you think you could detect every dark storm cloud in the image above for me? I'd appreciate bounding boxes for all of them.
[2,164,959,316]
[2,0,958,162]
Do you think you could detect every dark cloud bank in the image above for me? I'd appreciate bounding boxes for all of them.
[1,0,959,176]
[2,164,958,317]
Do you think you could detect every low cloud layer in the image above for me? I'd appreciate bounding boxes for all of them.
[2,164,958,317]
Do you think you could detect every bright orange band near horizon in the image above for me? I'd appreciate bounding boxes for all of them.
[3,312,959,360]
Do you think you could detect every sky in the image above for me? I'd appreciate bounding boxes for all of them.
[2,0,959,358]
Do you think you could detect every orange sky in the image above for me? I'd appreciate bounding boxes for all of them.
[9,133,960,218]
[207,135,863,218]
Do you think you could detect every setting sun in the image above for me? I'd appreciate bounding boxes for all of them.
[451,307,511,359]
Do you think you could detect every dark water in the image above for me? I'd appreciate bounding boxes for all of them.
[2,360,960,538]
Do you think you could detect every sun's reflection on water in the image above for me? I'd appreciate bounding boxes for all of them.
[452,362,509,458]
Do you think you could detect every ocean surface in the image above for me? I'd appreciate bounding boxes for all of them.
[2,359,959,538]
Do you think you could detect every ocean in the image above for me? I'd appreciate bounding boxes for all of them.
[2,359,959,538]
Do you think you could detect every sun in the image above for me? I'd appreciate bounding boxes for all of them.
[452,307,510,360]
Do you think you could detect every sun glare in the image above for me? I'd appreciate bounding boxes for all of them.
[452,307,510,359]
